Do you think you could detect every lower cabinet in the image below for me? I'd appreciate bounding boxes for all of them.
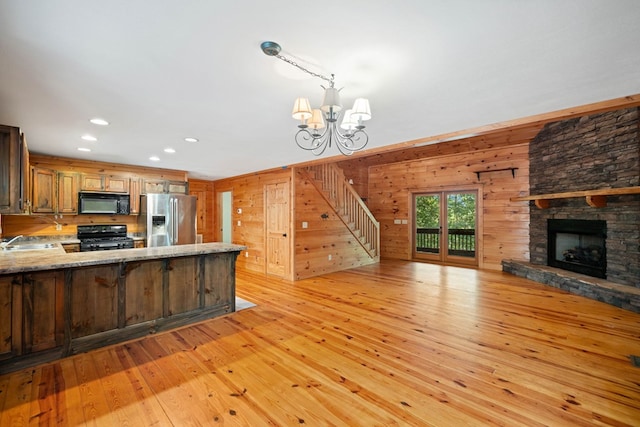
[0,275,21,360]
[0,271,64,361]
[0,249,239,373]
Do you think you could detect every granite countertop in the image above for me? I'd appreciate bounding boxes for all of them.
[0,242,247,274]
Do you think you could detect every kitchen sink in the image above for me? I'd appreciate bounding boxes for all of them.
[3,243,58,251]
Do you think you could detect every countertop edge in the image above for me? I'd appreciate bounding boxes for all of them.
[0,243,247,274]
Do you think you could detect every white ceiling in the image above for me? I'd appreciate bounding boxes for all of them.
[1,1,639,180]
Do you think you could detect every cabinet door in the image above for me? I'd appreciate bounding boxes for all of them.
[58,172,78,214]
[0,125,27,214]
[81,174,104,191]
[129,178,141,215]
[105,176,129,193]
[168,181,188,194]
[22,271,64,353]
[0,275,22,360]
[31,167,56,213]
[143,179,166,194]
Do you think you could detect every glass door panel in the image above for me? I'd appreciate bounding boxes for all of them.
[446,193,476,259]
[413,191,477,266]
[414,194,441,260]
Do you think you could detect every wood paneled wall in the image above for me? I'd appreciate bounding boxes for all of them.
[366,143,530,270]
[1,154,188,238]
[213,169,292,277]
[294,168,376,280]
[188,179,214,242]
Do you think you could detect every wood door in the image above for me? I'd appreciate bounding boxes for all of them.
[265,181,290,278]
[57,171,78,214]
[31,167,56,213]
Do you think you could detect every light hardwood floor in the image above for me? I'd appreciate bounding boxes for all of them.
[1,260,640,426]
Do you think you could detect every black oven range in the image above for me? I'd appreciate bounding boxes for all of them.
[77,224,135,252]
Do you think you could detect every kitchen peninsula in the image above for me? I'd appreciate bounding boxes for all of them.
[0,242,245,374]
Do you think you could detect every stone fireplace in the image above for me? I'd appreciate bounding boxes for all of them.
[527,107,639,287]
[503,106,640,313]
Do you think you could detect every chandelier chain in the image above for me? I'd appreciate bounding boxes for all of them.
[274,54,334,85]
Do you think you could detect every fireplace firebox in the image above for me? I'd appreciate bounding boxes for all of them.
[547,219,606,279]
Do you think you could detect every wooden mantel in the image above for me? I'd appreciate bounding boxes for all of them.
[511,186,640,209]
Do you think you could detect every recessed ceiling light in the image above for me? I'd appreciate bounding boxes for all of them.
[184,137,198,143]
[81,134,97,141]
[164,147,176,153]
[77,147,91,152]
[90,118,109,126]
[149,156,160,162]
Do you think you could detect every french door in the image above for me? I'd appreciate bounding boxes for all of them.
[412,190,478,266]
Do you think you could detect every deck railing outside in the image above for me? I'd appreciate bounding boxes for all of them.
[416,227,475,256]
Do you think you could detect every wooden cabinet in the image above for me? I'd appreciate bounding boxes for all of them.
[80,174,129,193]
[143,179,189,194]
[57,172,79,214]
[31,168,79,214]
[0,275,21,360]
[22,271,65,353]
[31,167,56,213]
[167,181,189,194]
[129,178,141,215]
[0,125,29,214]
[0,271,64,361]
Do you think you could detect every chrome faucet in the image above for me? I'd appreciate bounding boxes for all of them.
[0,235,23,250]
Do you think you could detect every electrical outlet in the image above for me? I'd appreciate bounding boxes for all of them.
[245,251,249,257]
[394,219,401,224]
[55,223,62,231]
[237,220,241,226]
[302,221,308,229]
[328,254,332,261]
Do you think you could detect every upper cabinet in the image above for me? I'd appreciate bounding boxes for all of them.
[0,125,29,214]
[31,167,56,213]
[31,167,79,214]
[80,174,129,193]
[142,179,189,195]
[129,178,141,215]
[57,172,79,214]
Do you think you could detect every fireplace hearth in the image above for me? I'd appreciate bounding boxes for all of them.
[547,219,606,279]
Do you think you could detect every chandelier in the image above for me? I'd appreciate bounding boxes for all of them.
[261,41,372,156]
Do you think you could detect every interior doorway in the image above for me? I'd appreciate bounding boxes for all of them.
[265,181,290,278]
[412,190,478,267]
[220,190,232,243]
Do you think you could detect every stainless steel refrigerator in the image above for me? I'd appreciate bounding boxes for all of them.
[139,194,197,247]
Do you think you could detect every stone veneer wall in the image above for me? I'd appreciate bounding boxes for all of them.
[528,107,640,287]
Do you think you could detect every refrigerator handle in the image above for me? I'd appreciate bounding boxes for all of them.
[173,197,179,244]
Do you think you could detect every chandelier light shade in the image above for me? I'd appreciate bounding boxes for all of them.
[261,40,372,156]
[292,98,312,121]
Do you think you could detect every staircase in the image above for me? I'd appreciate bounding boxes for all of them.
[303,164,380,260]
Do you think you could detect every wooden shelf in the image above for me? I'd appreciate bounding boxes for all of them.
[474,167,518,180]
[510,186,640,208]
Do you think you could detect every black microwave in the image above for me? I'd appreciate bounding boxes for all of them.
[78,192,130,215]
